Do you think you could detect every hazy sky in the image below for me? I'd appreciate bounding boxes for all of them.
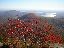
[0,0,64,10]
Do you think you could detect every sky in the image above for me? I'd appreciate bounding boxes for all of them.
[0,0,64,10]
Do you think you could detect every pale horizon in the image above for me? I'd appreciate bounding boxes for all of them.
[0,0,64,11]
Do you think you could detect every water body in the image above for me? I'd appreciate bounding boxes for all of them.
[42,13,56,17]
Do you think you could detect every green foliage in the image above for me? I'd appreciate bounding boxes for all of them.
[0,36,3,42]
[2,44,9,48]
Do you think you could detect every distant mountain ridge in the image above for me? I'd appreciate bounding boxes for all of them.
[0,10,64,23]
[0,10,22,23]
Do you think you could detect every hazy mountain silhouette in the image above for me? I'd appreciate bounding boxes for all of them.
[0,10,22,23]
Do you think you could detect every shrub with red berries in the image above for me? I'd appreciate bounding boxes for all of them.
[0,18,63,48]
